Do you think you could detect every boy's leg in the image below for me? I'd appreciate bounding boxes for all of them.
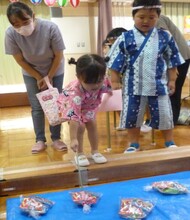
[162,129,177,147]
[128,127,141,146]
[124,127,141,153]
[121,95,146,153]
[149,96,176,147]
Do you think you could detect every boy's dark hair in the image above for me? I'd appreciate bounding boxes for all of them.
[7,2,33,25]
[132,0,161,17]
[68,54,106,84]
[106,27,127,41]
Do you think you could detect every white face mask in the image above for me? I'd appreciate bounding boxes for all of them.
[14,22,35,36]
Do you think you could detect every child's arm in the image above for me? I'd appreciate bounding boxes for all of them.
[167,67,178,95]
[109,69,122,90]
[69,120,80,152]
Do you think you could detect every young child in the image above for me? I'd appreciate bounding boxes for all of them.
[102,39,110,57]
[105,28,128,131]
[58,54,112,166]
[107,0,184,153]
[106,27,127,46]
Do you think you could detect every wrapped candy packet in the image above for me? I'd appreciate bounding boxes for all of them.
[19,195,54,219]
[151,181,189,194]
[70,190,102,213]
[119,198,155,219]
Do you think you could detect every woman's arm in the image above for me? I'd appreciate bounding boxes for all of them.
[13,53,46,89]
[13,53,42,80]
[48,50,64,81]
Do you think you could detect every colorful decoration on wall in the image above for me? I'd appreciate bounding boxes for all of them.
[44,0,56,7]
[30,0,42,5]
[57,0,68,7]
[9,0,81,8]
[70,0,80,8]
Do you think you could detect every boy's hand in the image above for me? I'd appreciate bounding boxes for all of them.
[111,82,122,90]
[168,80,176,95]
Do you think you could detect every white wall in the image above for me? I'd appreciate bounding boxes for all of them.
[51,17,92,86]
[51,17,91,54]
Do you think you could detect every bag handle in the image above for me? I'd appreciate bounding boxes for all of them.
[43,76,53,89]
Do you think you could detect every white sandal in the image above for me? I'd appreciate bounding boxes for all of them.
[74,154,90,166]
[91,153,107,164]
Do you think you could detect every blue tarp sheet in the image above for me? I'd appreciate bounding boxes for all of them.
[6,171,190,220]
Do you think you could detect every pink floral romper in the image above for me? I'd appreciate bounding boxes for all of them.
[57,77,112,124]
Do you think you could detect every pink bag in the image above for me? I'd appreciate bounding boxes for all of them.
[36,76,62,126]
[98,89,122,112]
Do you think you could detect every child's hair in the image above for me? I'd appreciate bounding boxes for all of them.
[132,0,161,17]
[68,54,106,84]
[102,39,110,47]
[106,27,127,43]
[7,2,33,25]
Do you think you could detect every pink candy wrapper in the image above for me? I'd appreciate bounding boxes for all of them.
[70,190,102,213]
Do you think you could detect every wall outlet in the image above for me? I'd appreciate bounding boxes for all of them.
[81,42,85,47]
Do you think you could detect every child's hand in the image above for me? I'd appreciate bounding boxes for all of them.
[111,82,122,90]
[70,139,79,152]
[168,80,175,95]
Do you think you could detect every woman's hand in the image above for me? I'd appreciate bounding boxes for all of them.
[37,78,47,90]
[37,76,53,91]
[70,139,79,152]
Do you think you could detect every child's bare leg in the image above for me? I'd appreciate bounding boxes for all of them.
[128,127,141,144]
[77,124,85,154]
[86,120,107,163]
[162,129,177,147]
[85,120,98,154]
[124,127,140,153]
[162,129,173,142]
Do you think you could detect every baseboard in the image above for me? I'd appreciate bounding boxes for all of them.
[0,92,29,107]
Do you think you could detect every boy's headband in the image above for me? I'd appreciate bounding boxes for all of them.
[132,5,162,11]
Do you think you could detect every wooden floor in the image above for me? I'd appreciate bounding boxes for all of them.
[0,77,190,219]
[1,104,190,169]
[0,77,190,170]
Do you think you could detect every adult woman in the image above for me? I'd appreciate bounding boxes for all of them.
[5,2,67,154]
